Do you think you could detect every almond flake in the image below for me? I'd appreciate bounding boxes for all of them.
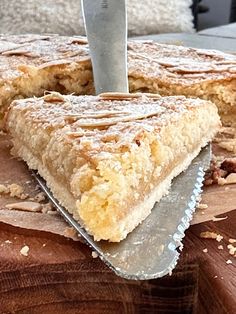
[6,201,42,212]
[212,216,228,222]
[225,173,236,184]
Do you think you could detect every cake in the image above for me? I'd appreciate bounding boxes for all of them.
[5,92,221,241]
[0,34,236,126]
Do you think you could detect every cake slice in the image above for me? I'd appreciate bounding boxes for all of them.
[6,92,220,241]
[128,41,236,126]
[0,34,236,126]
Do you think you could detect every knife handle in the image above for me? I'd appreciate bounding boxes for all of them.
[82,0,129,94]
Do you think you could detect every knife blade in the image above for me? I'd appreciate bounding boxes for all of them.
[81,0,128,94]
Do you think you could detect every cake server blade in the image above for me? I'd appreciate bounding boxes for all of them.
[81,0,128,94]
[33,144,211,280]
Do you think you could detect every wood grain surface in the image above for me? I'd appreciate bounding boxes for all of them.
[0,133,235,314]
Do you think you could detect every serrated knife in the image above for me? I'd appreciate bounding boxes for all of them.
[33,0,211,280]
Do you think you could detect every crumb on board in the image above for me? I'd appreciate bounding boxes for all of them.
[203,248,208,253]
[218,245,224,250]
[216,235,224,242]
[5,201,42,212]
[20,245,29,257]
[226,259,233,264]
[229,239,236,244]
[227,244,236,256]
[5,240,12,244]
[197,203,208,210]
[0,184,8,194]
[92,251,98,258]
[0,183,28,199]
[8,184,27,199]
[200,231,223,242]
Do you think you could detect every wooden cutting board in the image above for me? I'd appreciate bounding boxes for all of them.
[0,133,236,314]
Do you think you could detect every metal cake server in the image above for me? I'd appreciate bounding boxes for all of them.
[33,145,211,280]
[81,0,128,93]
[33,0,211,279]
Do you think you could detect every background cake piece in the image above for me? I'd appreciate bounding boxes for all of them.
[128,41,236,127]
[0,34,236,126]
[6,93,220,241]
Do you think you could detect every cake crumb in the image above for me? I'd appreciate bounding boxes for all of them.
[197,203,208,210]
[5,240,12,244]
[218,245,224,250]
[200,231,223,242]
[0,183,29,199]
[216,235,223,242]
[92,251,98,258]
[227,244,236,255]
[226,259,232,264]
[0,184,8,194]
[214,275,218,279]
[8,184,24,198]
[20,245,29,257]
[229,238,236,244]
[203,248,208,253]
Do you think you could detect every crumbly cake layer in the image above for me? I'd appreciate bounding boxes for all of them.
[0,34,236,125]
[6,92,221,241]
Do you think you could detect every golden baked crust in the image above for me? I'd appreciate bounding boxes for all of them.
[128,41,236,126]
[0,34,93,121]
[0,34,236,125]
[6,92,221,241]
